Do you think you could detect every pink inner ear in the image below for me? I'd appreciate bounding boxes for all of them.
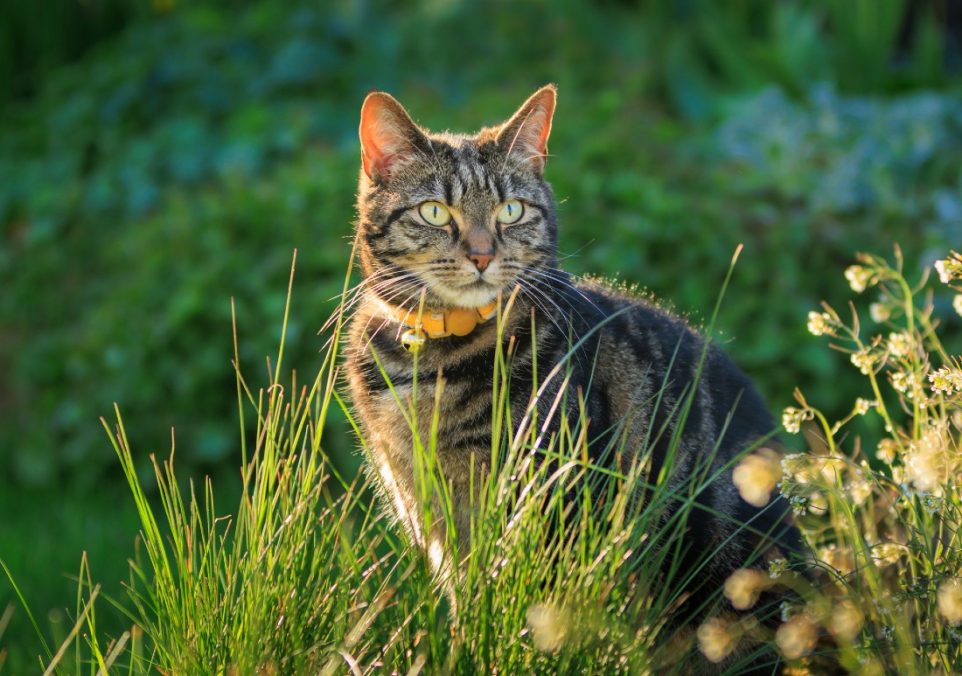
[360,95,411,179]
[530,93,555,157]
[504,89,556,165]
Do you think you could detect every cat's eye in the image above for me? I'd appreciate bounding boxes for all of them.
[497,199,524,225]
[418,201,451,227]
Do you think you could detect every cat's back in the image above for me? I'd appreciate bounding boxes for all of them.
[556,277,776,459]
[561,279,795,579]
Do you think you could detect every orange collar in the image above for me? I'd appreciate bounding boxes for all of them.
[392,301,498,352]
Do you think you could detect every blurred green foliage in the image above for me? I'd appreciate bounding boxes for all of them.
[0,0,144,102]
[1,0,961,664]
[1,0,960,486]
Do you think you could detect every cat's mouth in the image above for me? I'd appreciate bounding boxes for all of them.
[432,276,510,309]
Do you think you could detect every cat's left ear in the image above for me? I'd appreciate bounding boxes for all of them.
[496,84,556,173]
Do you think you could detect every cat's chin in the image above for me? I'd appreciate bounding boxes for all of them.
[434,282,502,309]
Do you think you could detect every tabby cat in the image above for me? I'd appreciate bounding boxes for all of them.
[345,85,801,630]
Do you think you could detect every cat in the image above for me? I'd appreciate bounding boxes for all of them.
[345,84,803,654]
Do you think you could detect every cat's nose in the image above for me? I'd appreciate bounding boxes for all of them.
[469,252,494,272]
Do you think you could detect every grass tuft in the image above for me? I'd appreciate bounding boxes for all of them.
[7,246,961,674]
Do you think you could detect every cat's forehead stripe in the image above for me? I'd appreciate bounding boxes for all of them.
[488,174,504,203]
[449,174,464,204]
[451,146,476,203]
[456,166,474,202]
[469,158,487,192]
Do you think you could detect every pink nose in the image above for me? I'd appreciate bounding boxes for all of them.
[470,253,494,272]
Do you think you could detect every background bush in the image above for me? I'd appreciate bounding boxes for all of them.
[1,0,961,668]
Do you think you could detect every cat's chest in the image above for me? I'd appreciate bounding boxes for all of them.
[361,374,491,452]
[347,307,532,484]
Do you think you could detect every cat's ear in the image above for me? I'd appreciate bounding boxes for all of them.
[496,84,556,172]
[359,92,428,181]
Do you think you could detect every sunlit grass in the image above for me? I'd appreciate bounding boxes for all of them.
[3,247,961,674]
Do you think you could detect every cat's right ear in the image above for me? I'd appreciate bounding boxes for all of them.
[359,92,426,182]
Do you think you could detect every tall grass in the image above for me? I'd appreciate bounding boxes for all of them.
[89,246,778,674]
[6,247,962,674]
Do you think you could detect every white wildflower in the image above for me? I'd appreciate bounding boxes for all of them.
[891,371,913,394]
[807,490,828,515]
[850,348,875,375]
[876,438,898,464]
[782,454,813,482]
[526,604,570,652]
[845,265,872,293]
[886,332,914,359]
[733,449,782,507]
[724,569,769,610]
[935,259,952,284]
[889,371,909,393]
[870,542,905,568]
[776,613,818,660]
[896,372,925,400]
[848,477,873,506]
[819,544,855,575]
[854,398,875,415]
[697,617,736,663]
[928,366,962,395]
[768,558,788,579]
[828,601,863,642]
[938,579,962,625]
[815,456,847,484]
[806,311,833,337]
[904,424,957,495]
[869,302,891,323]
[934,252,962,284]
[781,407,812,434]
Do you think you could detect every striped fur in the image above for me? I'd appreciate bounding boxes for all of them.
[345,86,801,622]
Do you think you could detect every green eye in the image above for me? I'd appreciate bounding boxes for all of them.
[497,199,524,224]
[418,201,451,226]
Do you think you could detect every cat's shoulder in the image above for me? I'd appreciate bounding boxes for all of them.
[570,274,702,335]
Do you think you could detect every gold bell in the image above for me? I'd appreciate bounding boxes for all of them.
[400,328,426,354]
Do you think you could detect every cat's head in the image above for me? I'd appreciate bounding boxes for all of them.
[355,85,558,310]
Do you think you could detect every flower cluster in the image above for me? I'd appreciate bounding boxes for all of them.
[869,302,891,322]
[886,332,914,359]
[844,264,873,293]
[854,397,875,415]
[934,252,962,285]
[782,407,813,434]
[904,423,959,495]
[705,250,962,672]
[934,252,962,319]
[928,365,962,395]
[806,310,834,337]
[850,347,875,375]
